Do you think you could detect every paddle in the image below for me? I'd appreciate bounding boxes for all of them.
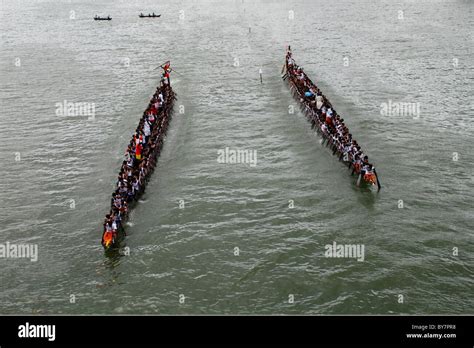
[356,174,362,187]
[374,169,382,191]
[281,48,289,77]
[169,68,181,75]
[154,65,173,71]
[281,59,288,80]
[154,61,175,72]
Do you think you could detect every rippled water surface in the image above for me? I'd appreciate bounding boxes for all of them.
[0,0,473,314]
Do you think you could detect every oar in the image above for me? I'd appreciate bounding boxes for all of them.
[374,169,382,191]
[154,61,172,71]
[281,62,288,80]
[170,68,181,75]
[356,174,362,187]
[281,52,289,76]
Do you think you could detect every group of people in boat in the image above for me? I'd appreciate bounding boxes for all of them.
[139,12,159,17]
[102,63,175,248]
[94,12,160,20]
[94,15,111,20]
[285,48,380,189]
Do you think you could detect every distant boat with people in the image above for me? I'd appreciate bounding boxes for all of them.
[94,15,112,21]
[139,13,161,18]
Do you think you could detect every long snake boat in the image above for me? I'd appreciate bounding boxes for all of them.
[283,47,381,190]
[101,62,176,250]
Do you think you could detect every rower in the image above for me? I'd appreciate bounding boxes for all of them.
[132,177,140,195]
[111,217,118,233]
[135,141,142,160]
[357,155,370,183]
[362,164,377,186]
[352,154,361,172]
[143,120,151,143]
[148,112,155,123]
[325,108,334,128]
[321,105,327,116]
[127,184,134,201]
[105,221,113,234]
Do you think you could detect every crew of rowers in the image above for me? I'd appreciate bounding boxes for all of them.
[102,63,175,248]
[285,48,379,188]
[140,12,158,17]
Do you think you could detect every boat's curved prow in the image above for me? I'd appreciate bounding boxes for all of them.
[101,231,114,249]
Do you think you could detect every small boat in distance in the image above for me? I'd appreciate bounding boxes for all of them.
[94,15,112,21]
[139,12,161,18]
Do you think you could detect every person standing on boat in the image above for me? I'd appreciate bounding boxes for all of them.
[315,92,323,110]
[325,107,334,128]
[360,156,370,177]
[160,61,172,85]
[143,119,151,144]
[286,52,295,71]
